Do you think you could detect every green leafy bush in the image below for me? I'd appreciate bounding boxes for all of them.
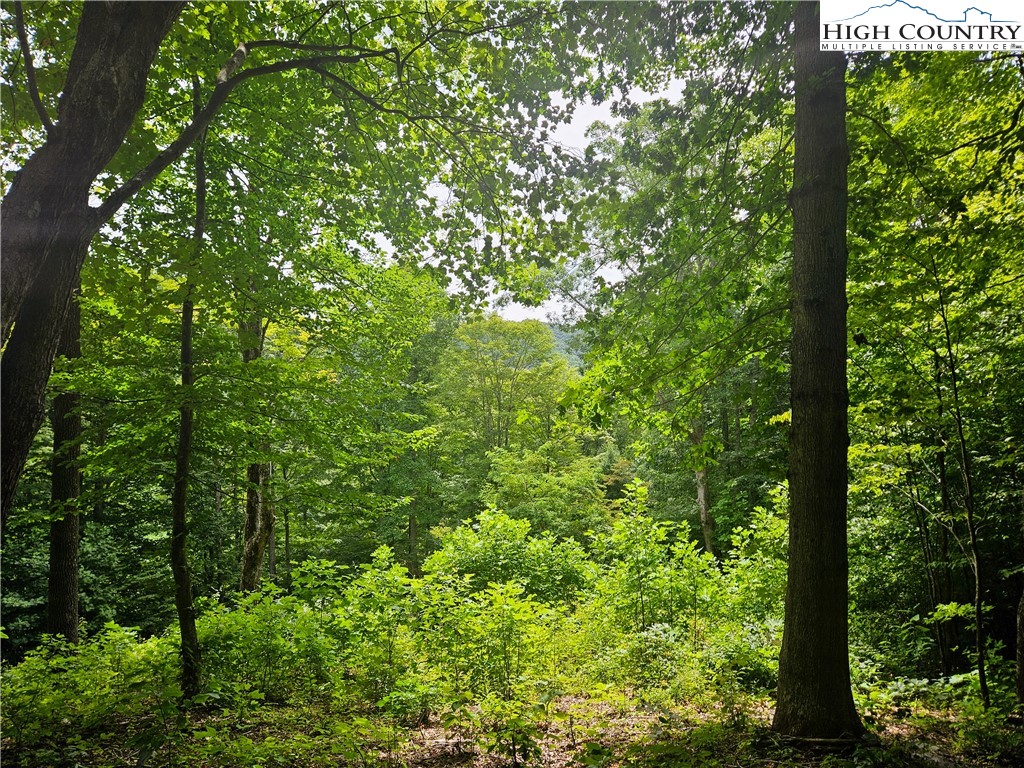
[339,547,419,709]
[424,508,592,603]
[198,588,340,705]
[0,624,179,752]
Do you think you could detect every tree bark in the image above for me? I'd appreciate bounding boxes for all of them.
[690,421,717,558]
[240,461,271,591]
[773,2,863,740]
[1,2,184,336]
[172,288,202,698]
[1016,585,1024,706]
[169,82,207,699]
[47,293,82,642]
[695,466,715,557]
[238,312,274,592]
[1,2,184,525]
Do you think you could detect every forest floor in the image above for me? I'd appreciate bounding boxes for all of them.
[8,693,1017,768]
[318,699,1016,768]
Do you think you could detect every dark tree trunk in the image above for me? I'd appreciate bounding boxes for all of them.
[240,461,274,591]
[773,2,863,740]
[1016,585,1024,706]
[47,293,82,642]
[170,84,207,699]
[1,2,184,525]
[172,288,202,698]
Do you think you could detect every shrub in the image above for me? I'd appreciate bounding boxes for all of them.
[198,589,339,705]
[424,508,592,604]
[0,624,179,752]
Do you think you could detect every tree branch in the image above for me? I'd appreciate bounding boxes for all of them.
[217,43,248,83]
[96,48,404,223]
[13,1,53,134]
[248,39,398,58]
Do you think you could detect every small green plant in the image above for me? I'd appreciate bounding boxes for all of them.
[478,695,544,766]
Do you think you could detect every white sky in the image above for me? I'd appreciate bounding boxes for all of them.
[499,83,683,322]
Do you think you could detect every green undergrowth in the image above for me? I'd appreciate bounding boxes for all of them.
[3,505,1022,767]
[3,689,1021,768]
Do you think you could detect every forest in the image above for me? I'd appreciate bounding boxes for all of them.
[1,2,1022,767]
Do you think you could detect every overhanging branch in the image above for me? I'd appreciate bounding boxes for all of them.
[14,1,53,135]
[96,47,405,223]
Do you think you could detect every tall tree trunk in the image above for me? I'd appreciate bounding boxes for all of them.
[283,498,292,592]
[239,459,275,591]
[1,2,184,525]
[773,2,863,740]
[933,271,989,707]
[238,312,274,592]
[172,289,202,698]
[694,466,714,557]
[47,292,82,642]
[690,421,717,558]
[170,83,207,699]
[1016,585,1024,706]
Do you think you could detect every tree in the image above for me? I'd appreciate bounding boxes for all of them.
[772,1,862,740]
[565,6,793,554]
[47,291,81,642]
[2,0,609,523]
[433,316,573,454]
[168,83,208,698]
[842,49,1024,695]
[483,420,611,540]
[237,310,272,593]
[2,1,184,525]
[428,315,575,520]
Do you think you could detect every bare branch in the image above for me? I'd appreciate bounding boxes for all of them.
[292,1,340,42]
[13,1,53,134]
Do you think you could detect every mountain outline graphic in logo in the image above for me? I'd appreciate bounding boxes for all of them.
[819,0,1022,49]
[831,1,1015,23]
[829,1,1016,24]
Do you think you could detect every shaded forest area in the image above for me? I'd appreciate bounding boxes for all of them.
[1,2,1023,767]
